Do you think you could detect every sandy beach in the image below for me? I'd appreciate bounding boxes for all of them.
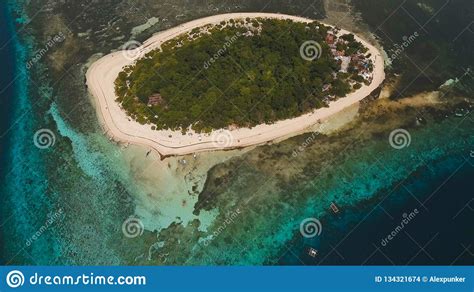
[86,12,385,157]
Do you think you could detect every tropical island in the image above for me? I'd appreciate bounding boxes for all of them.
[115,17,373,132]
[86,13,385,156]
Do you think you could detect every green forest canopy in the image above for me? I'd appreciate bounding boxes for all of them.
[115,18,369,132]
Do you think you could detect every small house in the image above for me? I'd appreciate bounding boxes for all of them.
[147,93,164,107]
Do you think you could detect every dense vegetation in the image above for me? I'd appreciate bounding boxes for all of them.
[115,18,369,132]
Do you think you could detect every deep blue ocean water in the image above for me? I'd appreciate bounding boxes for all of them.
[281,154,473,265]
[0,0,15,263]
[0,0,15,172]
[0,0,53,265]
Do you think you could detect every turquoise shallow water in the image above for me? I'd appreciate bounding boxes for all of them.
[184,116,473,265]
[0,0,472,265]
[0,0,55,264]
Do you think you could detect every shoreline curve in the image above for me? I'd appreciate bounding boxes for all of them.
[86,12,385,158]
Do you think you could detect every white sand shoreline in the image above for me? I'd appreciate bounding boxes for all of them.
[86,12,385,157]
